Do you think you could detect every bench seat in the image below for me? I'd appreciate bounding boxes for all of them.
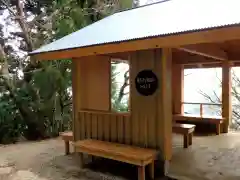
[172,123,196,148]
[73,139,158,180]
[173,114,224,135]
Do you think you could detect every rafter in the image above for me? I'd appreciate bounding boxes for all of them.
[173,50,220,65]
[177,43,228,61]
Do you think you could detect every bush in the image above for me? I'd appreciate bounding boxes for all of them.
[0,94,23,144]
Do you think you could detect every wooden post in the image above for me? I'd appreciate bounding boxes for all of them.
[172,63,184,114]
[158,48,172,175]
[138,166,145,180]
[65,141,70,155]
[200,104,203,117]
[72,59,81,143]
[189,133,193,146]
[183,135,189,148]
[149,162,154,179]
[222,60,232,133]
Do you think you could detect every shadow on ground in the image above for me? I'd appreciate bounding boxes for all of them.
[50,153,177,180]
[75,156,177,180]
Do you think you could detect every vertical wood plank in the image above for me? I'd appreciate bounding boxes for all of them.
[125,55,131,145]
[80,112,86,139]
[137,50,147,147]
[143,115,148,148]
[97,114,103,140]
[157,48,173,160]
[85,112,92,139]
[172,63,184,114]
[117,115,124,143]
[72,60,81,141]
[222,60,232,133]
[77,112,81,140]
[124,115,131,144]
[145,50,157,148]
[155,50,162,150]
[110,114,117,142]
[103,114,110,141]
[92,114,98,139]
[130,52,139,145]
[71,61,77,141]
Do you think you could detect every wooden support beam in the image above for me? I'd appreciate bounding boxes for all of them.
[172,64,184,114]
[222,60,232,133]
[184,63,222,69]
[178,44,228,61]
[72,59,81,142]
[183,61,240,69]
[173,50,220,65]
[159,48,172,162]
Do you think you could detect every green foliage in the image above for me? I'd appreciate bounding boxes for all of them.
[0,94,23,144]
[0,0,136,144]
[111,62,129,112]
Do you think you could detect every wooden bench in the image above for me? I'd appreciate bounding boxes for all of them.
[172,123,196,148]
[59,131,73,155]
[173,114,224,135]
[73,139,158,180]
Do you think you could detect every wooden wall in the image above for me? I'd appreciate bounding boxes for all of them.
[79,56,110,111]
[72,48,172,161]
[78,111,131,144]
[130,49,172,160]
[72,56,111,140]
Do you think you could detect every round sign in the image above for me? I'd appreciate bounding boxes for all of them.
[135,70,158,96]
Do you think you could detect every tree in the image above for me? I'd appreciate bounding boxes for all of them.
[111,61,129,112]
[199,69,240,130]
[0,0,138,142]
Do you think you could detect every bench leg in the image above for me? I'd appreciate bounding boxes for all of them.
[149,162,154,179]
[189,133,193,146]
[216,124,220,135]
[78,153,84,168]
[138,166,145,180]
[64,140,70,155]
[183,135,189,148]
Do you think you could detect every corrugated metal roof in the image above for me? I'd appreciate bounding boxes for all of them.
[30,0,240,55]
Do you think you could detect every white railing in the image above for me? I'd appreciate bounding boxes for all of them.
[182,102,222,117]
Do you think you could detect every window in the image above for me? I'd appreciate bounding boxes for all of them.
[111,59,129,112]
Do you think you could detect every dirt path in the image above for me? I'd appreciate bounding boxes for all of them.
[0,138,118,180]
[169,132,240,180]
[0,138,173,180]
[1,133,240,180]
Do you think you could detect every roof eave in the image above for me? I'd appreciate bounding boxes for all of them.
[30,25,240,61]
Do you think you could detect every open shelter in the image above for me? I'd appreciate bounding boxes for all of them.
[29,0,238,178]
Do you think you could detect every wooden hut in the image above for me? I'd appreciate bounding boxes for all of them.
[29,0,239,179]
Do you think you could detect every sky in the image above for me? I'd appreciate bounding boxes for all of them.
[140,0,161,5]
[140,0,150,5]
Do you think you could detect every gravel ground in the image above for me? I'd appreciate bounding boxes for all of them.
[169,131,240,180]
[0,132,240,180]
[0,138,172,180]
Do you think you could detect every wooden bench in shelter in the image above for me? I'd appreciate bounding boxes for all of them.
[73,139,158,180]
[59,131,73,155]
[172,123,196,148]
[173,114,224,135]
